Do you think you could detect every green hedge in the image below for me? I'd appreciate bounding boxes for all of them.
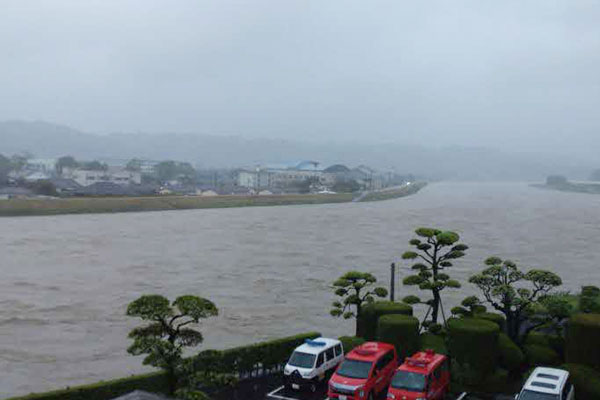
[194,331,321,374]
[376,314,419,362]
[525,331,565,357]
[524,344,561,366]
[357,301,413,340]
[566,313,600,369]
[6,372,169,400]
[561,363,600,400]
[475,312,506,330]
[447,317,499,383]
[579,287,600,313]
[497,333,524,372]
[419,333,447,355]
[8,332,321,400]
[338,336,366,353]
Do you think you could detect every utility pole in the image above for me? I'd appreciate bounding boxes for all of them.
[390,262,395,302]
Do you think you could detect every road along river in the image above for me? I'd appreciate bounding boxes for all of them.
[1,182,599,397]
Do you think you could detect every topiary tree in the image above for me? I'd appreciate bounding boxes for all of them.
[358,301,413,340]
[447,317,499,384]
[469,257,562,343]
[579,285,600,313]
[401,228,467,327]
[497,332,525,373]
[330,271,388,336]
[126,294,218,394]
[377,314,420,362]
[451,296,487,318]
[566,313,600,370]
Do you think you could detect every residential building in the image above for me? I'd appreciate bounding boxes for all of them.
[236,161,326,190]
[62,166,141,187]
[26,158,57,175]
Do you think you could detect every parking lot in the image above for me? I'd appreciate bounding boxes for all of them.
[264,385,516,400]
[212,372,515,400]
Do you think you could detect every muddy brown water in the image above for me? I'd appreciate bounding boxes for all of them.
[1,182,599,397]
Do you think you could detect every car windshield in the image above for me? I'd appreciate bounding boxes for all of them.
[518,389,560,400]
[336,359,373,379]
[288,351,316,369]
[391,370,427,391]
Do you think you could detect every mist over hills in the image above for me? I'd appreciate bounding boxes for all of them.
[0,120,591,181]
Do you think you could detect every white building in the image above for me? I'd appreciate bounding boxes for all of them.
[26,159,57,174]
[237,169,272,189]
[63,166,141,187]
[237,161,328,190]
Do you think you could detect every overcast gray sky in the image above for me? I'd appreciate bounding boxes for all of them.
[1,1,599,156]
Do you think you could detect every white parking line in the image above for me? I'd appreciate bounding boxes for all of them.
[455,392,468,400]
[267,386,301,400]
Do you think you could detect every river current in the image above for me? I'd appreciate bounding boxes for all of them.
[1,182,599,397]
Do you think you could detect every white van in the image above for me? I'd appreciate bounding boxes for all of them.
[283,337,344,392]
[516,367,574,400]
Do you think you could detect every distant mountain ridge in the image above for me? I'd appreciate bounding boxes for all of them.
[0,120,592,181]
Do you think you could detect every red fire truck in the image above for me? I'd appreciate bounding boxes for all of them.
[328,342,398,400]
[386,349,450,400]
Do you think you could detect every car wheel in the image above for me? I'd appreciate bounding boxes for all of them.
[310,383,317,393]
[367,392,373,400]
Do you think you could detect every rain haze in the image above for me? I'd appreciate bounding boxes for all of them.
[3,2,600,399]
[1,1,599,163]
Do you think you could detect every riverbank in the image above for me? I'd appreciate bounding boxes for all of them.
[357,181,427,202]
[0,182,426,217]
[531,182,600,194]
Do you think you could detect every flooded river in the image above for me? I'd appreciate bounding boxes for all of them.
[1,182,599,397]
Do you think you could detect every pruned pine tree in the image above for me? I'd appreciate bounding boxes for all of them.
[330,271,388,335]
[126,294,218,394]
[469,257,562,343]
[401,228,467,328]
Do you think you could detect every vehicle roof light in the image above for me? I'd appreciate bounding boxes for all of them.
[305,339,326,347]
[537,373,559,380]
[406,356,428,368]
[531,382,556,389]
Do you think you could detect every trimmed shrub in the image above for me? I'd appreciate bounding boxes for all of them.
[480,368,510,393]
[475,312,506,330]
[561,363,600,400]
[376,314,419,362]
[447,318,499,383]
[196,331,321,374]
[339,336,366,353]
[6,372,169,400]
[525,331,565,357]
[497,333,524,373]
[579,286,600,313]
[581,286,600,298]
[566,313,600,369]
[357,301,413,340]
[524,344,561,366]
[419,333,447,355]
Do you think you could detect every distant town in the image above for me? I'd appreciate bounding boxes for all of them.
[0,154,415,199]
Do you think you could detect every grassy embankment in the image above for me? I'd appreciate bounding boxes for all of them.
[358,181,427,202]
[531,182,600,194]
[0,182,427,217]
[0,193,353,217]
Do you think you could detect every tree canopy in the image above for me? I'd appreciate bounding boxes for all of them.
[330,271,388,335]
[0,153,11,184]
[126,294,218,394]
[401,227,467,329]
[155,161,196,184]
[56,155,79,174]
[469,257,562,343]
